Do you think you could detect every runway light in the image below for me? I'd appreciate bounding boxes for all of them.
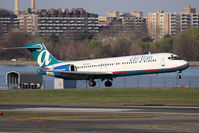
[155,114,159,119]
[186,128,190,132]
[181,84,184,88]
[0,112,3,116]
[194,122,197,127]
[182,112,185,117]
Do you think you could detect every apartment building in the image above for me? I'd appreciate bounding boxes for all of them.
[18,8,99,38]
[131,11,146,27]
[169,13,180,36]
[107,11,119,18]
[18,14,38,35]
[148,6,199,40]
[180,13,199,31]
[183,6,196,14]
[132,11,143,18]
[191,13,199,28]
[120,13,135,25]
[0,10,18,40]
[99,11,146,28]
[98,16,113,27]
[147,10,169,40]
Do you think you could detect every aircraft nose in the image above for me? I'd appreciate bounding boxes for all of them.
[185,60,189,65]
[182,60,189,69]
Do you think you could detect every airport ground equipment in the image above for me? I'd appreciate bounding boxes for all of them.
[54,78,76,89]
[6,71,43,89]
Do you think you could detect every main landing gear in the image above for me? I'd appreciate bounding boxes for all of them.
[88,79,113,87]
[89,79,96,87]
[177,71,182,79]
[105,80,112,87]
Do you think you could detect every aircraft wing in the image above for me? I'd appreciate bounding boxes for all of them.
[46,70,114,80]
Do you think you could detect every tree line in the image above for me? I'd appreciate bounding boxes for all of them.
[0,27,199,61]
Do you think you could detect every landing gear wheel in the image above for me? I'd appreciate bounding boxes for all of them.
[105,80,112,87]
[177,75,181,79]
[89,80,96,87]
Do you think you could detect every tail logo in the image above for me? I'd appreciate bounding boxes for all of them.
[38,50,52,66]
[29,43,58,67]
[32,43,51,67]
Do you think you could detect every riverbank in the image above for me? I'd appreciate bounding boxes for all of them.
[0,60,199,66]
[0,61,37,65]
[189,61,199,66]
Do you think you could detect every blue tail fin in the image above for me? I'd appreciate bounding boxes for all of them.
[26,42,61,67]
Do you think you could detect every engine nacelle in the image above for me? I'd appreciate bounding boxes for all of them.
[54,64,76,72]
[38,64,77,77]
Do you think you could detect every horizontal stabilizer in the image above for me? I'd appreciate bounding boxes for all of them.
[3,46,41,50]
[4,42,61,67]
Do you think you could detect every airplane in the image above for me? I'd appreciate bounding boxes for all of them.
[5,42,189,87]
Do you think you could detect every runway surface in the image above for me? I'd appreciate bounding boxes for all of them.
[0,104,199,133]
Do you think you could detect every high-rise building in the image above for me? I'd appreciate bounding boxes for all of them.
[18,8,99,38]
[191,13,199,28]
[103,11,146,28]
[147,10,169,40]
[181,6,198,31]
[107,11,119,18]
[98,16,112,27]
[183,6,196,14]
[18,14,38,35]
[131,12,146,27]
[180,13,199,31]
[120,13,135,25]
[132,11,143,18]
[169,13,180,36]
[0,10,18,40]
[147,7,199,40]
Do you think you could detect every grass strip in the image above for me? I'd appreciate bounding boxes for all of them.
[0,88,199,106]
[2,112,154,120]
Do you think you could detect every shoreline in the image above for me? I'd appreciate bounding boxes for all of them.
[0,61,38,65]
[188,61,199,66]
[0,60,198,66]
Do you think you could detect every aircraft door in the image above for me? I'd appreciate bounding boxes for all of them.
[161,58,165,67]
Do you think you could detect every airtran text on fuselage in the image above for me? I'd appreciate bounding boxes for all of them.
[130,55,153,62]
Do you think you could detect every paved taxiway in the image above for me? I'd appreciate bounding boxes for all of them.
[0,104,199,133]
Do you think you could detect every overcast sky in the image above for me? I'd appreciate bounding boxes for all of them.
[0,0,199,16]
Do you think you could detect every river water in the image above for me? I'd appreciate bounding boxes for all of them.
[0,65,199,89]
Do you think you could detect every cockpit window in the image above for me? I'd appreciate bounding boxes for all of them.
[168,55,181,60]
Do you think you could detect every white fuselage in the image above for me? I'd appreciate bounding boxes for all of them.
[46,53,189,79]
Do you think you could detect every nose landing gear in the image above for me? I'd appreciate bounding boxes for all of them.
[177,74,181,79]
[177,71,182,79]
